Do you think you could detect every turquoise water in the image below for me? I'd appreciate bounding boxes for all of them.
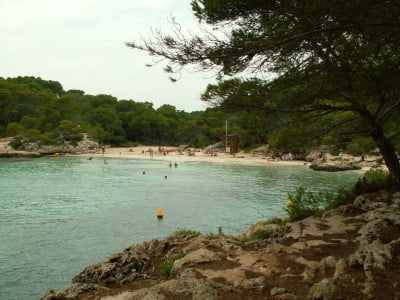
[0,157,360,299]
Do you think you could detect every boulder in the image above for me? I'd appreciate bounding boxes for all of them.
[309,161,362,171]
[308,279,336,300]
[0,151,41,158]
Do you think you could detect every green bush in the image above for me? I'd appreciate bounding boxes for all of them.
[286,167,392,222]
[240,229,273,244]
[25,129,41,142]
[160,253,184,278]
[253,229,273,240]
[330,149,339,156]
[264,217,288,226]
[174,228,202,237]
[8,137,24,150]
[37,132,58,145]
[345,137,375,156]
[6,122,25,137]
[285,187,334,221]
[354,166,391,194]
[120,141,139,147]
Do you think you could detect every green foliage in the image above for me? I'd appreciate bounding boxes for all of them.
[241,229,273,244]
[8,137,24,150]
[263,217,287,226]
[25,128,41,142]
[130,0,400,185]
[174,228,202,237]
[285,187,334,222]
[286,166,392,221]
[119,141,139,147]
[160,253,184,279]
[345,137,376,156]
[355,166,392,194]
[6,122,25,137]
[268,127,317,155]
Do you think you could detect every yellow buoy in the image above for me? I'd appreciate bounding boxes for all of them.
[54,152,59,157]
[287,199,294,207]
[156,208,164,219]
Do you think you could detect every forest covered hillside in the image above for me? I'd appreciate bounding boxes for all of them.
[0,76,387,159]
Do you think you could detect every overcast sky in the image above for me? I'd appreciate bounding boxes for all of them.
[0,0,218,112]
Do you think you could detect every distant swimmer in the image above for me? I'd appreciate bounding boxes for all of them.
[165,175,168,179]
[143,171,146,175]
[174,162,178,168]
[169,162,172,168]
[88,157,93,160]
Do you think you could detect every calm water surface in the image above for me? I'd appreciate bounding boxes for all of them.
[0,157,360,299]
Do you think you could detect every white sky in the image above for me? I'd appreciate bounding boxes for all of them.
[0,0,218,112]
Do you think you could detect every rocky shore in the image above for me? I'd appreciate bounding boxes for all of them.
[0,135,98,158]
[43,190,400,300]
[306,150,380,172]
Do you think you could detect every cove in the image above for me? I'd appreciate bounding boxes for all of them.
[0,157,360,300]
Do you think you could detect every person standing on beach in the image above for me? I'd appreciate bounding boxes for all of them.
[169,162,172,169]
[174,162,178,168]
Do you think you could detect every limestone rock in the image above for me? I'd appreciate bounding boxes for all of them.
[42,191,400,300]
[101,290,166,300]
[41,283,107,300]
[171,248,219,275]
[308,279,336,300]
[310,161,361,171]
[271,287,287,296]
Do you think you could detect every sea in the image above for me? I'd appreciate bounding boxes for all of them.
[0,157,360,299]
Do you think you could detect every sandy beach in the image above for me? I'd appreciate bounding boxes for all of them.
[77,146,308,167]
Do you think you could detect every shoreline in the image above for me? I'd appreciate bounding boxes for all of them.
[74,146,309,167]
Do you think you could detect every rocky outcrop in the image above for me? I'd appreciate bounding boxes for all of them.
[22,134,99,155]
[0,150,41,158]
[308,151,384,172]
[0,134,98,157]
[309,159,362,171]
[0,137,41,157]
[42,191,400,300]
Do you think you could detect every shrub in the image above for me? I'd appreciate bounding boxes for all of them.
[286,166,392,222]
[264,217,288,226]
[330,149,339,156]
[354,166,391,194]
[345,137,375,156]
[6,122,25,137]
[240,229,273,244]
[9,137,24,150]
[25,128,41,142]
[253,229,273,240]
[285,187,334,221]
[120,141,139,147]
[174,228,202,237]
[160,253,184,278]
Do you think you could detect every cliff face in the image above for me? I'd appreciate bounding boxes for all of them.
[42,191,400,300]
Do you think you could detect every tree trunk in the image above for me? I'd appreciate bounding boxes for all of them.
[360,111,400,189]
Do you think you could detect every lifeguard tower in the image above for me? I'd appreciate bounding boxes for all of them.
[224,134,239,154]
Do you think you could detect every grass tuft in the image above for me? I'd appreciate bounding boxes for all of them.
[160,253,184,279]
[174,228,202,237]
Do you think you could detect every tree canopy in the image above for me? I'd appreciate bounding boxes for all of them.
[0,76,266,149]
[128,0,400,187]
